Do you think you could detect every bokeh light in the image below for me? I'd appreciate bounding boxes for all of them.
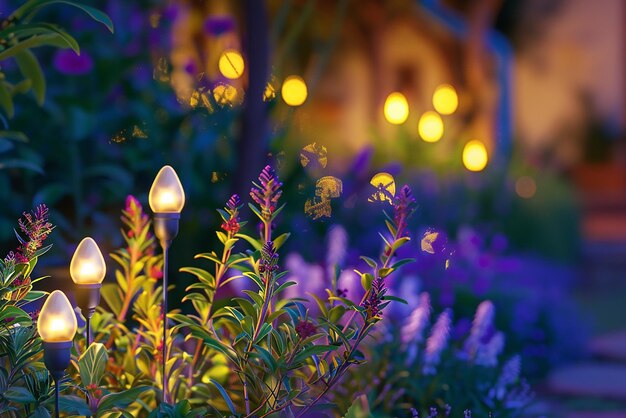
[218,50,244,80]
[418,111,444,142]
[462,140,489,172]
[281,76,308,106]
[432,84,458,115]
[383,92,409,125]
[516,176,537,198]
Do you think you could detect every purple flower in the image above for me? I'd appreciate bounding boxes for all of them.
[295,321,316,339]
[363,276,386,321]
[53,50,93,75]
[464,300,495,358]
[259,241,279,280]
[423,309,451,375]
[475,331,505,366]
[203,15,235,36]
[490,355,521,400]
[250,165,283,222]
[393,185,415,238]
[401,292,431,347]
[284,253,325,301]
[326,225,348,267]
[15,204,53,261]
[221,194,241,235]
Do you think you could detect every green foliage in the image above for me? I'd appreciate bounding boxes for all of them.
[0,0,113,117]
[0,207,53,417]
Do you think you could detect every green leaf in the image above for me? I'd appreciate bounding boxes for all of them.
[273,232,291,249]
[391,236,411,252]
[97,386,149,413]
[292,345,337,365]
[22,290,47,302]
[343,395,373,418]
[360,256,377,269]
[0,82,14,118]
[18,1,114,33]
[0,158,43,173]
[382,295,408,304]
[0,130,28,142]
[378,267,392,278]
[390,258,415,270]
[360,273,374,291]
[208,378,236,415]
[100,283,122,317]
[179,267,215,286]
[0,306,31,325]
[235,232,263,251]
[15,49,44,105]
[0,33,75,61]
[3,386,35,403]
[59,395,92,415]
[78,342,108,387]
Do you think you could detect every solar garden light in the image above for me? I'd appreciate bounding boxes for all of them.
[37,290,78,418]
[148,165,185,403]
[70,237,106,345]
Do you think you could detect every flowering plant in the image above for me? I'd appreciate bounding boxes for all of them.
[169,165,415,416]
[0,205,53,415]
[0,165,412,416]
[338,295,533,417]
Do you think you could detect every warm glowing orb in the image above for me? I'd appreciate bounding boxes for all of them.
[281,76,308,106]
[462,140,489,172]
[383,92,409,125]
[432,84,458,115]
[218,50,245,80]
[418,111,444,142]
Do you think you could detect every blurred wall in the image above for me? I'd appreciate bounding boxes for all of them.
[515,0,624,164]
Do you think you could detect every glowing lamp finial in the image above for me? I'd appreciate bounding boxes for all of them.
[149,165,185,214]
[70,237,106,285]
[37,290,77,343]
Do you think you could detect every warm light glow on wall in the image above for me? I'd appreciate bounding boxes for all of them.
[432,84,458,115]
[218,50,245,80]
[281,76,308,106]
[515,176,537,198]
[70,237,106,284]
[462,140,489,172]
[418,111,444,142]
[383,92,409,125]
[37,290,77,342]
[149,165,185,213]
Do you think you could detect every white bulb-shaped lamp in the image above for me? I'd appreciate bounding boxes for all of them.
[38,289,76,416]
[149,165,185,404]
[70,237,106,345]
